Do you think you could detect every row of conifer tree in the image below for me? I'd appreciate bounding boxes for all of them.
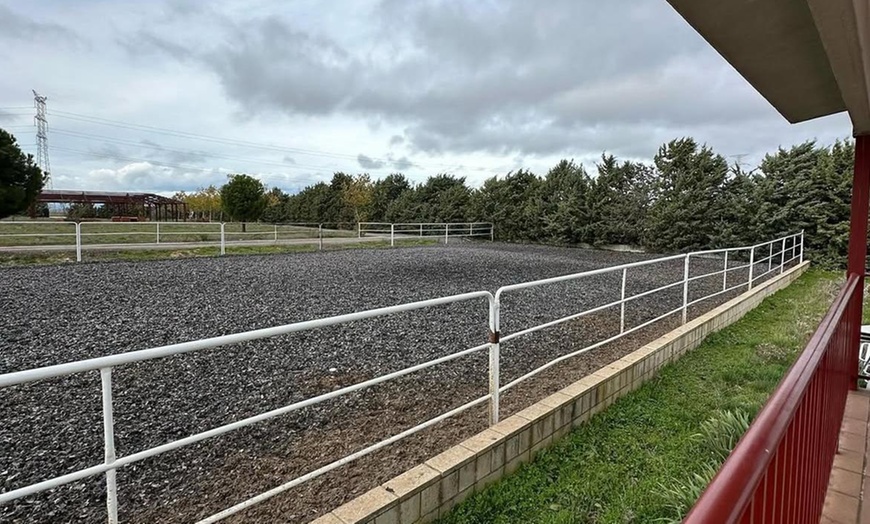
[258,138,855,268]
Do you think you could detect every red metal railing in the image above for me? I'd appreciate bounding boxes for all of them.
[684,274,861,523]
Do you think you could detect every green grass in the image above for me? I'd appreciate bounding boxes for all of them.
[439,270,842,524]
[0,238,440,266]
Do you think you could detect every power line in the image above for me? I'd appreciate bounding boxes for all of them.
[46,109,494,173]
[49,110,360,161]
[50,145,310,185]
[49,127,349,172]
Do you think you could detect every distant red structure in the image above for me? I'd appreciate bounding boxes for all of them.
[36,190,187,221]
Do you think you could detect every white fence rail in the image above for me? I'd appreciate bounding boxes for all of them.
[0,221,493,261]
[358,222,494,246]
[0,232,804,523]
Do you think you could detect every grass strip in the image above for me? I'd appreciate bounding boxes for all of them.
[439,269,842,524]
[0,239,441,266]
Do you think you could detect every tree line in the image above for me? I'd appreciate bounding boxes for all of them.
[188,138,852,267]
[0,124,856,267]
[0,129,44,220]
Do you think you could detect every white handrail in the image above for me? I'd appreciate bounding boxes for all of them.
[0,290,493,388]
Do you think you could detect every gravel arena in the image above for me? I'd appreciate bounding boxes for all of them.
[0,241,784,523]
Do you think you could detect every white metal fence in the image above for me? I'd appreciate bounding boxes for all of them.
[358,222,494,246]
[0,232,804,523]
[0,221,493,261]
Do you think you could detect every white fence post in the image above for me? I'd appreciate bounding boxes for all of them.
[799,230,804,264]
[358,223,361,239]
[274,225,278,243]
[319,224,323,251]
[419,224,423,237]
[390,224,395,247]
[490,224,494,242]
[444,224,449,244]
[75,222,82,262]
[620,268,627,333]
[156,222,160,245]
[748,246,755,290]
[220,223,226,256]
[767,242,772,272]
[488,298,500,426]
[682,254,690,324]
[100,368,119,524]
[780,237,787,273]
[723,251,729,291]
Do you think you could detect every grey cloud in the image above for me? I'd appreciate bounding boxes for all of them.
[0,5,83,45]
[164,0,211,18]
[283,156,296,164]
[391,156,413,171]
[357,154,385,170]
[122,0,844,161]
[202,16,357,115]
[120,31,195,61]
[117,0,226,62]
[406,119,663,160]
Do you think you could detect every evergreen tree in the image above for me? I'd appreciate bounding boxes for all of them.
[0,129,44,219]
[261,187,290,223]
[713,165,759,248]
[384,187,420,223]
[470,170,542,242]
[756,140,852,267]
[414,174,471,222]
[538,160,592,244]
[644,138,729,252]
[588,155,652,246]
[370,174,411,222]
[286,182,332,222]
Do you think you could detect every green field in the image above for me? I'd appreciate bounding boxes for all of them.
[0,220,356,246]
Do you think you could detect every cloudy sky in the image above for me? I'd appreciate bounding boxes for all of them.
[0,0,853,194]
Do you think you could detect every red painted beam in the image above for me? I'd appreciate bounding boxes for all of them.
[847,135,870,277]
[847,134,870,388]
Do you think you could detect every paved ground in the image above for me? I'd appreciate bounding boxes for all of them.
[822,390,870,524]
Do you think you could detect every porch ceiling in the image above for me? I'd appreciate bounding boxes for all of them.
[666,0,870,136]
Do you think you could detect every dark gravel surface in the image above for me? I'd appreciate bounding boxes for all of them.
[0,242,792,523]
